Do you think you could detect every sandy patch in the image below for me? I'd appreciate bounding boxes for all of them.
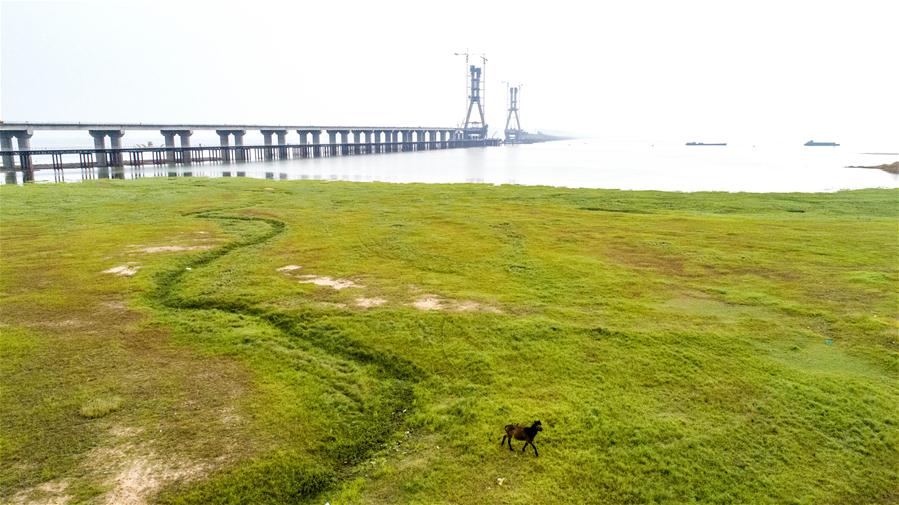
[109,426,144,438]
[135,245,211,253]
[298,275,362,290]
[102,300,128,311]
[411,295,500,313]
[277,265,303,272]
[101,456,204,505]
[356,297,387,308]
[9,480,70,505]
[85,443,204,505]
[35,319,83,329]
[454,300,503,314]
[103,265,140,277]
[412,296,443,311]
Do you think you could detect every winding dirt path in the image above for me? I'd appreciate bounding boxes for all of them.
[150,209,422,500]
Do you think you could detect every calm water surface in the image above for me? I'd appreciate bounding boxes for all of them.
[6,139,898,192]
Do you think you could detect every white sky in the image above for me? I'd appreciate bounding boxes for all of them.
[2,0,898,146]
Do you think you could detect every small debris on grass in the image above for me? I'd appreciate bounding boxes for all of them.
[496,477,506,486]
[103,265,141,277]
[298,275,362,290]
[277,265,303,272]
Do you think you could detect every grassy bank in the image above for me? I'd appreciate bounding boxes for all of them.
[1,178,897,504]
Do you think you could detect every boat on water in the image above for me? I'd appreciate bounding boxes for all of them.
[686,142,726,146]
[805,140,840,147]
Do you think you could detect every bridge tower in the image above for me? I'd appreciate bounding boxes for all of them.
[504,85,522,143]
[455,53,488,140]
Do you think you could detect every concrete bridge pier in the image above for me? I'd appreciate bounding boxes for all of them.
[311,131,322,157]
[327,130,339,157]
[108,130,124,172]
[372,130,381,153]
[261,129,287,160]
[261,130,274,160]
[296,130,309,158]
[89,130,110,168]
[353,131,363,154]
[276,131,288,159]
[418,130,426,150]
[360,131,369,154]
[339,130,350,156]
[179,131,192,164]
[430,130,439,149]
[216,130,231,162]
[0,130,31,171]
[233,131,246,162]
[160,130,191,164]
[161,130,178,164]
[0,133,14,171]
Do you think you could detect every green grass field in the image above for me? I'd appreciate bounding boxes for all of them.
[1,178,897,504]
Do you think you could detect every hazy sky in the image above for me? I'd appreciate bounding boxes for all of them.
[2,0,898,145]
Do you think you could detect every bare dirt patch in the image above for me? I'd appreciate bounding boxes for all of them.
[99,454,205,505]
[9,479,70,505]
[454,300,503,313]
[276,265,303,272]
[412,296,443,311]
[84,438,206,505]
[297,275,362,290]
[356,297,387,308]
[103,264,141,277]
[102,300,128,311]
[411,295,501,313]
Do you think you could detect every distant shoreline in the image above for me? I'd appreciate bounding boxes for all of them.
[848,161,899,174]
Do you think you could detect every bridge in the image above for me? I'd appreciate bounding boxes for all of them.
[0,122,501,178]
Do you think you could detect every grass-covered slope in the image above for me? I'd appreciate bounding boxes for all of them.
[1,178,896,504]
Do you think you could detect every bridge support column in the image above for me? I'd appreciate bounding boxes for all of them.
[217,130,231,162]
[311,131,322,157]
[296,130,309,158]
[107,130,124,168]
[90,130,110,168]
[276,131,288,159]
[179,131,192,164]
[340,130,350,156]
[261,130,274,160]
[360,131,369,154]
[418,130,425,150]
[404,131,413,151]
[353,131,363,155]
[161,131,177,164]
[233,130,246,162]
[371,130,381,153]
[0,133,14,170]
[327,130,339,156]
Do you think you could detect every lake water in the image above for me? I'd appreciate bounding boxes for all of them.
[4,138,898,192]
